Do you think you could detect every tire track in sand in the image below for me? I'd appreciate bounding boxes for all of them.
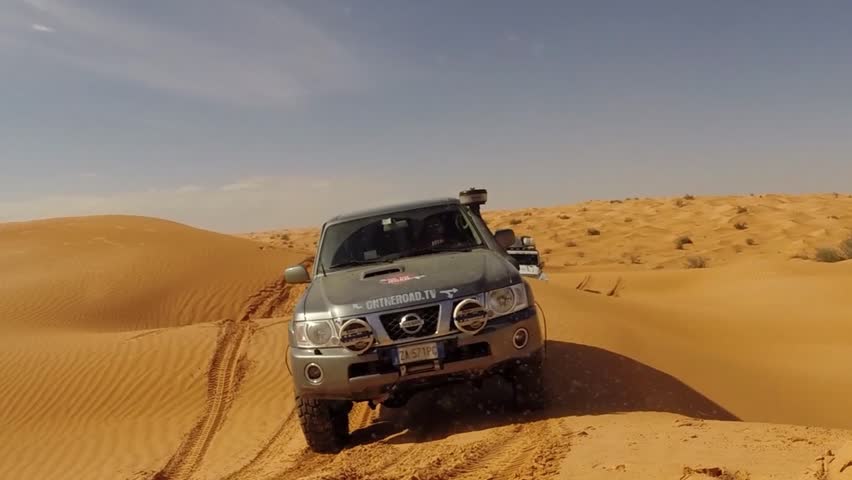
[152,275,300,480]
[280,418,571,480]
[225,402,381,480]
[416,420,564,480]
[152,319,252,480]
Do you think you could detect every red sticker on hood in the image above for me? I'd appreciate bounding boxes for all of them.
[379,274,426,285]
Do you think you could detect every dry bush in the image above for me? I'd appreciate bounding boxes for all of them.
[734,222,748,230]
[674,235,693,249]
[587,228,601,236]
[674,198,687,208]
[746,238,757,246]
[628,254,642,264]
[577,251,586,258]
[814,248,845,263]
[523,211,532,216]
[736,206,749,214]
[509,219,522,225]
[683,194,696,200]
[685,256,708,269]
[543,248,552,254]
[828,215,839,220]
[733,245,744,253]
[840,237,852,258]
[276,233,290,241]
[565,240,578,248]
[557,214,571,220]
[624,217,633,223]
[610,199,623,204]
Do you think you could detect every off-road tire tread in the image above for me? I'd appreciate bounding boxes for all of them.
[296,397,349,453]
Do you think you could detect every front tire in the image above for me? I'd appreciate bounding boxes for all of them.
[507,356,546,411]
[296,397,351,453]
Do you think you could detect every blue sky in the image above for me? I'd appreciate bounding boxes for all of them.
[2,1,852,231]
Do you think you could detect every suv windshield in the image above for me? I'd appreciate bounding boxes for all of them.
[318,204,483,271]
[510,252,540,266]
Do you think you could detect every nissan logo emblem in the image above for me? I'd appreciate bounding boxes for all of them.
[399,313,425,334]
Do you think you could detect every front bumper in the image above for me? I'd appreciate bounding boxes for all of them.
[288,306,543,401]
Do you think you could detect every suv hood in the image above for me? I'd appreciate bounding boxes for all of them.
[297,249,520,319]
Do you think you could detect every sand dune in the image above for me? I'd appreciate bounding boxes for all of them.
[0,215,304,331]
[482,193,852,270]
[0,216,307,479]
[2,197,852,479]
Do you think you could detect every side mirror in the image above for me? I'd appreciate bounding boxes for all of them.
[494,229,516,250]
[284,265,310,284]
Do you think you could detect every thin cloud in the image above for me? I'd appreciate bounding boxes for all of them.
[221,181,261,192]
[0,176,430,232]
[176,185,203,193]
[4,0,366,107]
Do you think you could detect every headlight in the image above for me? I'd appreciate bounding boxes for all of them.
[485,283,529,318]
[294,320,338,348]
[487,287,515,316]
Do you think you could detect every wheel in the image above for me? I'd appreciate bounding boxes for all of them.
[296,396,351,453]
[506,356,546,411]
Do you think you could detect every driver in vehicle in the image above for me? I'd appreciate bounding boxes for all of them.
[417,213,466,249]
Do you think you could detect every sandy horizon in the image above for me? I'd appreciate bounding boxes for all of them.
[2,193,852,480]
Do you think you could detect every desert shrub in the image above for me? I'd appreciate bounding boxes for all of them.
[674,198,687,208]
[814,248,845,263]
[839,238,852,259]
[557,214,571,220]
[674,235,693,249]
[579,207,588,212]
[565,240,578,247]
[523,211,532,216]
[736,206,749,214]
[509,219,522,225]
[587,228,601,236]
[276,233,290,241]
[734,222,748,230]
[828,215,839,220]
[624,217,633,223]
[685,256,708,269]
[683,194,696,200]
[746,238,757,246]
[577,251,586,258]
[628,254,642,264]
[610,199,623,204]
[733,245,744,253]
[543,248,553,254]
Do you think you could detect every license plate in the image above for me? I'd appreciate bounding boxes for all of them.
[396,342,440,365]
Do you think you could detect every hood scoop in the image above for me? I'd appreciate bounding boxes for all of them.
[361,266,403,280]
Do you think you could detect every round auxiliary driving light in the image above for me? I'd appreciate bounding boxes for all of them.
[305,363,324,384]
[453,298,489,334]
[512,328,529,350]
[339,318,375,354]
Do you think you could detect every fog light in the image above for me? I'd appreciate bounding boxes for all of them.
[305,363,324,384]
[512,328,529,350]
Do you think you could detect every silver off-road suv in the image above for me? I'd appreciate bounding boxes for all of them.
[283,188,546,453]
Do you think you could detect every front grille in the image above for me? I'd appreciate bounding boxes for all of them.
[379,305,440,340]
